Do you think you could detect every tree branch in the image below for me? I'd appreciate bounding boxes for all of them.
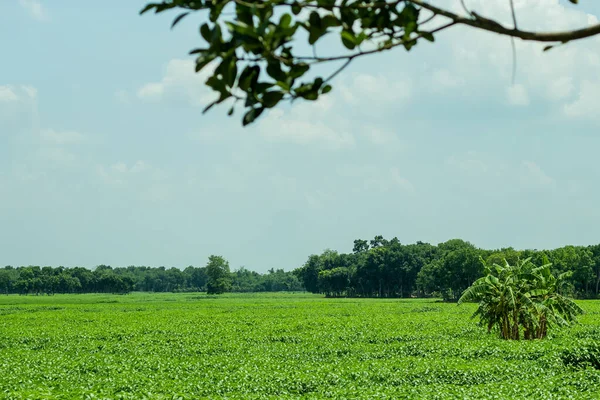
[409,0,600,43]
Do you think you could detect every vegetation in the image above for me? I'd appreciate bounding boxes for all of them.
[459,258,584,340]
[139,0,599,125]
[4,237,600,302]
[0,258,302,295]
[1,293,600,399]
[205,255,233,294]
[294,237,600,301]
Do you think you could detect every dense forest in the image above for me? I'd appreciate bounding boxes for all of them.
[294,237,600,300]
[0,260,302,295]
[3,237,600,299]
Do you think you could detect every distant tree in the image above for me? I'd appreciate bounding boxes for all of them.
[205,255,232,294]
[294,254,322,293]
[0,270,10,294]
[352,239,369,254]
[184,266,208,291]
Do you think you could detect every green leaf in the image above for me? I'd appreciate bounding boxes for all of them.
[306,11,328,44]
[203,100,218,114]
[171,12,189,29]
[316,0,336,10]
[242,107,265,126]
[276,81,291,91]
[341,30,356,50]
[421,32,435,42]
[228,106,235,116]
[321,15,341,29]
[189,48,208,55]
[254,82,275,93]
[139,4,157,15]
[266,62,287,82]
[225,58,238,88]
[236,4,254,26]
[291,2,301,15]
[262,91,284,108]
[280,14,292,29]
[239,65,259,91]
[196,54,215,72]
[321,85,332,94]
[200,23,211,42]
[289,63,309,79]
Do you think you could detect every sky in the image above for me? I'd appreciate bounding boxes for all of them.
[2,0,600,272]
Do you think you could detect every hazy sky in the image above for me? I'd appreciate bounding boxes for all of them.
[2,0,600,272]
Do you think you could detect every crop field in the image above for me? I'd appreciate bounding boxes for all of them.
[1,294,600,399]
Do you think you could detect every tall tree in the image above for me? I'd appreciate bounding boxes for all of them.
[205,255,232,294]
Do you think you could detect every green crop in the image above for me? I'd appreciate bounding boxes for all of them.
[1,293,600,399]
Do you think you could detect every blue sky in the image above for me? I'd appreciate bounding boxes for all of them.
[2,0,600,272]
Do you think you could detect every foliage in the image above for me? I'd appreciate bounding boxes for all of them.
[459,258,584,340]
[0,262,301,296]
[1,293,600,398]
[139,0,597,125]
[294,236,600,301]
[205,255,233,294]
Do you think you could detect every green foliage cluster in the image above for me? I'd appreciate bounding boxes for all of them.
[1,293,600,398]
[459,258,584,340]
[140,0,434,125]
[0,257,302,296]
[294,237,600,300]
[138,0,596,125]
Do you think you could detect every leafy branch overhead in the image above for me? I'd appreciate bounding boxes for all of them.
[141,0,597,125]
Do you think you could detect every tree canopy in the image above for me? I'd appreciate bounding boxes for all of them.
[140,0,598,125]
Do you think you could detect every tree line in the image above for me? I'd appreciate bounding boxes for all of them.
[0,255,302,295]
[293,237,600,300]
[4,237,600,299]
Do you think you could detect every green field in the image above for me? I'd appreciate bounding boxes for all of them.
[1,293,600,399]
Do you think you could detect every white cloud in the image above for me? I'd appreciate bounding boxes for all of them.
[259,96,355,150]
[137,83,163,101]
[547,77,574,101]
[114,90,131,105]
[0,85,37,103]
[506,84,530,106]
[304,190,331,209]
[40,129,85,145]
[431,69,464,90]
[406,0,600,115]
[363,127,401,146]
[563,80,600,120]
[339,73,411,106]
[97,161,166,187]
[0,87,18,102]
[137,59,215,107]
[390,167,415,194]
[336,164,415,194]
[447,152,490,176]
[36,147,77,167]
[19,0,48,21]
[521,161,555,188]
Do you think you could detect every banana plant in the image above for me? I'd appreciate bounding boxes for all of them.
[459,257,583,340]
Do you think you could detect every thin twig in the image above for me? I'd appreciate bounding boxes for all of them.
[323,58,352,83]
[460,0,472,16]
[509,0,518,85]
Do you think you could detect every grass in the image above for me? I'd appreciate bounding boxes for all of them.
[1,293,600,399]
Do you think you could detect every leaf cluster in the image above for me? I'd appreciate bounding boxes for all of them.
[459,257,584,340]
[141,0,434,124]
